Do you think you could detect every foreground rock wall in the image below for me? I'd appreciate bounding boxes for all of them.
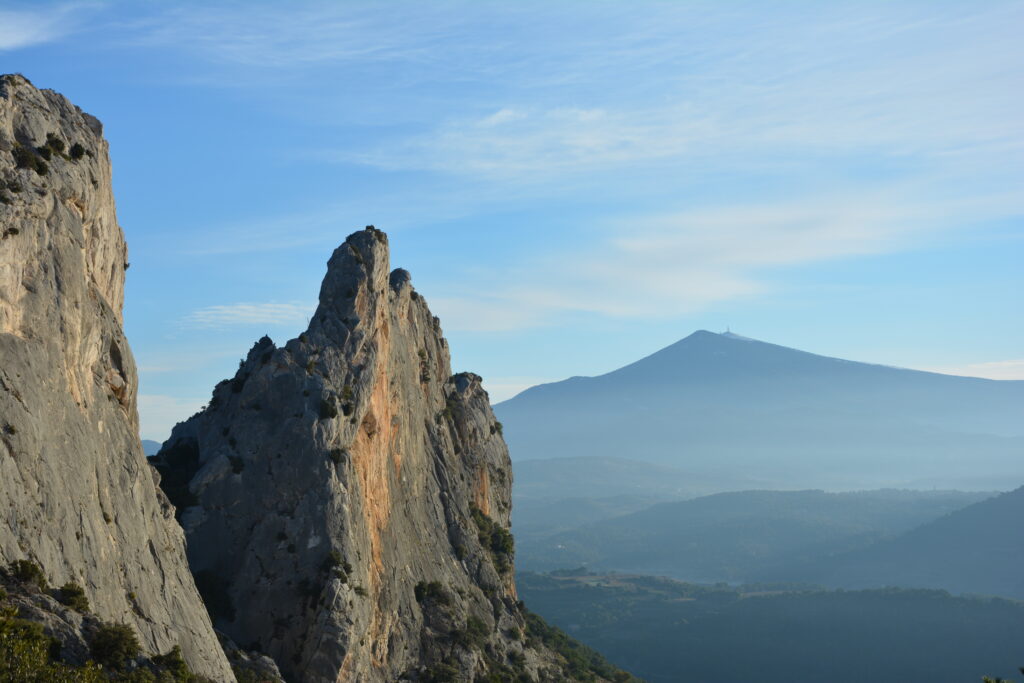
[157,228,609,682]
[0,74,233,680]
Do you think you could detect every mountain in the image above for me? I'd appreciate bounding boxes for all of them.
[518,571,1024,683]
[153,228,633,682]
[496,330,1024,491]
[517,489,992,580]
[0,74,232,679]
[785,485,1024,598]
[142,439,162,456]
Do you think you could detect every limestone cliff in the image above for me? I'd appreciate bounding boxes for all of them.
[155,228,624,682]
[0,74,234,680]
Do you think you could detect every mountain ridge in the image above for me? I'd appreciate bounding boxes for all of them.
[783,485,1024,598]
[495,330,1024,491]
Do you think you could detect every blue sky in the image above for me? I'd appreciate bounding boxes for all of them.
[2,1,1021,440]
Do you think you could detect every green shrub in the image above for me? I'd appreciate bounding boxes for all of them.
[414,581,450,606]
[89,622,140,670]
[8,559,48,591]
[69,143,86,160]
[44,133,65,154]
[149,645,192,681]
[0,606,105,681]
[57,582,90,612]
[353,585,368,597]
[452,615,489,650]
[422,659,460,683]
[469,506,514,574]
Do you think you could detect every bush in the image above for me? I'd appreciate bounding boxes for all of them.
[12,144,48,175]
[422,659,460,683]
[0,606,104,681]
[57,582,90,612]
[452,616,489,650]
[470,506,514,574]
[8,559,48,591]
[149,645,192,681]
[414,581,450,606]
[89,622,140,670]
[44,133,65,154]
[69,142,86,160]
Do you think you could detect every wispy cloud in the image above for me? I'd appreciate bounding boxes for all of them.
[925,360,1024,381]
[429,185,1020,332]
[122,2,464,70]
[0,5,81,51]
[182,301,314,328]
[318,3,1024,181]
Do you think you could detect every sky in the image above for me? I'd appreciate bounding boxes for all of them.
[1,0,1021,440]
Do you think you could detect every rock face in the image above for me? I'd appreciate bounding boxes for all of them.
[0,75,234,680]
[155,228,608,681]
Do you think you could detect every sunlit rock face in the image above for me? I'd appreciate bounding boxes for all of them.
[156,227,603,682]
[0,74,234,681]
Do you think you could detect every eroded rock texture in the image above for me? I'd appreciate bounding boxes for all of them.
[0,74,234,681]
[155,228,606,681]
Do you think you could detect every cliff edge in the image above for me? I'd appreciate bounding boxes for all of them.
[0,74,233,680]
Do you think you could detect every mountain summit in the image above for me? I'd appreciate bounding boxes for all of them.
[153,228,630,682]
[496,331,1024,491]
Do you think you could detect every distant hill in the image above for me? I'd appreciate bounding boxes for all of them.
[517,489,992,580]
[141,439,162,456]
[784,486,1024,598]
[518,571,1024,683]
[496,331,1024,491]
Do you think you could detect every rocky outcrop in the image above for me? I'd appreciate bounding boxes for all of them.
[0,74,234,680]
[155,228,622,681]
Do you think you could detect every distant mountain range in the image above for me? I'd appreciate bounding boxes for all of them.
[498,330,1024,491]
[783,485,1024,598]
[516,488,992,582]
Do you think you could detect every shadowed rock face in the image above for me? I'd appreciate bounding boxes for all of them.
[155,229,589,682]
[0,74,234,680]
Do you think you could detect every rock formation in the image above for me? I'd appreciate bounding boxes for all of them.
[0,74,233,680]
[154,228,624,681]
